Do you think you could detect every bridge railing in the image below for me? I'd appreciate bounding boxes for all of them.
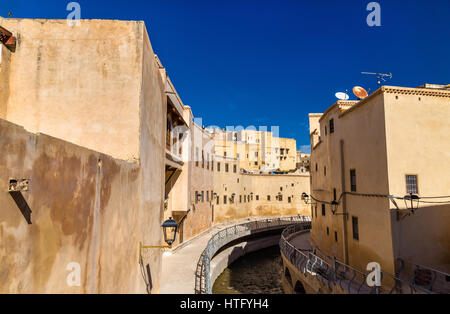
[195,215,311,294]
[280,224,449,294]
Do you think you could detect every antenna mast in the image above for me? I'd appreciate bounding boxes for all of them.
[361,72,392,88]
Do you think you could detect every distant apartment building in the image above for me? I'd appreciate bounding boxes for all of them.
[307,84,450,293]
[212,129,298,173]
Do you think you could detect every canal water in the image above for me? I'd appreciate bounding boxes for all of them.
[212,245,284,294]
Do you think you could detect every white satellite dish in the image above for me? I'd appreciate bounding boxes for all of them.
[335,92,349,100]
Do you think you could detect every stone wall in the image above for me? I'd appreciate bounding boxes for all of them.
[0,118,161,293]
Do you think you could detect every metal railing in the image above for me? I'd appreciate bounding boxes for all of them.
[280,224,450,294]
[195,215,311,294]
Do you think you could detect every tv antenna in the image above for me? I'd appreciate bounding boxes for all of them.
[361,72,392,88]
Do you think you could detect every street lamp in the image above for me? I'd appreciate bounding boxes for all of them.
[403,193,420,212]
[139,217,180,263]
[301,192,310,204]
[162,217,179,246]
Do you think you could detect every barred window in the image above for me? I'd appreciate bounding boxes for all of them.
[352,216,359,241]
[350,169,357,192]
[406,175,418,194]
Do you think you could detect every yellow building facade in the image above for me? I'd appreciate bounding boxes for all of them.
[307,85,450,292]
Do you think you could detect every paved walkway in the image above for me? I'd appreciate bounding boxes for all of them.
[159,216,295,294]
[289,231,311,251]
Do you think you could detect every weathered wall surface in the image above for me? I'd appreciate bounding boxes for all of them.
[213,159,310,223]
[0,118,154,293]
[384,90,450,273]
[136,25,166,292]
[0,45,11,119]
[0,18,143,160]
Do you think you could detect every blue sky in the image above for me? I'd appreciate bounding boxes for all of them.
[1,0,449,152]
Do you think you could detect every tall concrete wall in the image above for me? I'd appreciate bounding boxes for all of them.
[0,118,154,293]
[0,18,144,161]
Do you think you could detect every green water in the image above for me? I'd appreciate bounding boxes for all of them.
[212,246,284,294]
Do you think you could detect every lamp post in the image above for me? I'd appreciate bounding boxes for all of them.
[403,193,420,213]
[139,217,180,262]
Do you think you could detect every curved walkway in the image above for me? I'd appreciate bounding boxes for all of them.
[159,216,305,294]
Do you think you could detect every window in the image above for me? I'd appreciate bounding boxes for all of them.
[322,204,326,216]
[288,197,291,203]
[406,175,418,194]
[233,165,237,173]
[207,191,209,201]
[211,157,214,171]
[207,153,210,169]
[224,151,227,157]
[325,126,327,135]
[315,206,317,218]
[326,227,329,236]
[316,163,318,172]
[352,216,359,240]
[350,169,357,192]
[195,148,199,167]
[237,178,239,183]
[267,195,271,201]
[225,163,229,172]
[324,166,326,176]
[334,231,338,242]
[195,191,199,204]
[239,195,242,203]
[254,162,258,166]
[279,195,283,202]
[280,187,283,191]
[333,189,337,201]
[201,191,204,202]
[217,162,221,172]
[256,195,259,201]
[202,150,205,168]
[223,195,227,204]
[330,119,334,133]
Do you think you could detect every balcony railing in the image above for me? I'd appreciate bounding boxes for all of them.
[280,224,449,294]
[195,215,311,294]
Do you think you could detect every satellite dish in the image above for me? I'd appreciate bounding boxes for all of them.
[335,92,349,100]
[353,86,368,99]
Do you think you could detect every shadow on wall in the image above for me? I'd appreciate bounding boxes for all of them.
[9,191,32,224]
[139,258,153,294]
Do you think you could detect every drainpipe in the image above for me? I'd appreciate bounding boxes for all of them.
[340,140,349,264]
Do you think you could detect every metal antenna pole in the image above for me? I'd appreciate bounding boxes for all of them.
[361,72,392,88]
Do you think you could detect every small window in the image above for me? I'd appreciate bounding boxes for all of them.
[350,169,357,192]
[279,195,283,202]
[406,175,418,194]
[326,227,330,236]
[217,162,221,172]
[330,119,334,134]
[256,195,259,201]
[288,197,291,203]
[223,195,227,204]
[201,191,204,202]
[352,216,359,241]
[315,206,317,218]
[224,151,227,157]
[233,165,237,173]
[333,189,337,201]
[267,195,271,201]
[195,148,199,167]
[239,195,242,203]
[207,191,209,201]
[324,166,326,176]
[216,195,220,205]
[195,191,199,204]
[334,231,338,242]
[225,163,229,173]
[237,178,239,183]
[322,204,326,216]
[316,163,318,172]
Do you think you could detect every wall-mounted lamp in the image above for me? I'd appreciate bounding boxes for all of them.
[403,193,420,212]
[139,217,179,262]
